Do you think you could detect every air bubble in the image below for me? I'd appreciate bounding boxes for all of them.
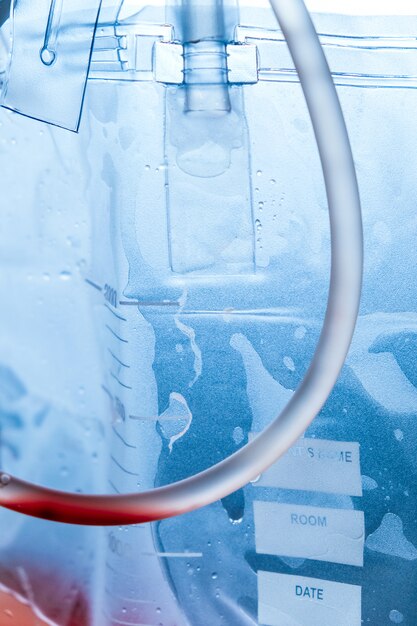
[0,473,10,486]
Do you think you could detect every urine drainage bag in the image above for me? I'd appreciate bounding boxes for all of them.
[0,1,417,625]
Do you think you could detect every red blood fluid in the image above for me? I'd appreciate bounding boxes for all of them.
[0,588,53,625]
[0,573,89,626]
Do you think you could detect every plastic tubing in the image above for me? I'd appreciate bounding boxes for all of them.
[0,0,363,525]
[182,0,231,112]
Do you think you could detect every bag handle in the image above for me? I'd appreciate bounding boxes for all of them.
[0,0,363,526]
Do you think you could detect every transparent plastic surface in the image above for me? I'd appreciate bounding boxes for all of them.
[0,0,102,130]
[1,1,417,625]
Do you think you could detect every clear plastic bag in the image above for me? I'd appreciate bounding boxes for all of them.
[1,2,417,625]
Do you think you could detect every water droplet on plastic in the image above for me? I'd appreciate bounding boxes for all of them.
[256,170,262,177]
[270,178,276,185]
[232,426,244,445]
[394,429,404,442]
[59,271,71,281]
[255,219,262,232]
[145,165,151,171]
[294,326,307,340]
[389,610,404,623]
[211,573,218,580]
[42,272,50,282]
[283,356,296,372]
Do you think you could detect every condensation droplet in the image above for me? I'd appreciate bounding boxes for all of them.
[59,271,72,281]
[294,326,307,340]
[232,426,244,445]
[389,609,404,623]
[283,356,296,372]
[394,429,404,442]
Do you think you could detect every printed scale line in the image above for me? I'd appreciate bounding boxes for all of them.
[110,455,139,477]
[108,348,130,368]
[104,302,127,322]
[112,424,137,449]
[110,370,133,390]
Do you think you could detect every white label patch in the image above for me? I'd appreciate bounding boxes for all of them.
[254,502,364,566]
[258,572,361,626]
[251,437,362,496]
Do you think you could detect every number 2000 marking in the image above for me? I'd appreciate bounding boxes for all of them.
[104,284,118,308]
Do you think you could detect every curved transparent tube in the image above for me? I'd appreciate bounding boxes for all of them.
[0,0,363,525]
